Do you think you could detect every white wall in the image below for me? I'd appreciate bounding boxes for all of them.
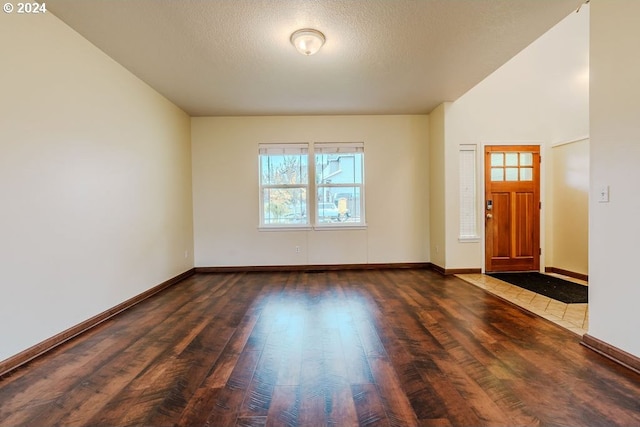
[546,139,589,276]
[0,12,193,362]
[192,115,429,267]
[589,0,640,357]
[440,5,589,270]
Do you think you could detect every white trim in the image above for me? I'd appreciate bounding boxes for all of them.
[480,140,544,147]
[258,143,308,154]
[551,135,590,148]
[258,225,312,232]
[458,236,481,243]
[314,142,365,153]
[313,224,368,231]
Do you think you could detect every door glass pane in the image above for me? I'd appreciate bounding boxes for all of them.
[491,168,504,181]
[520,152,533,166]
[505,167,518,181]
[491,153,504,166]
[520,167,533,181]
[505,153,518,166]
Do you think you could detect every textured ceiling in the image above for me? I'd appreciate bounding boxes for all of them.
[47,0,583,117]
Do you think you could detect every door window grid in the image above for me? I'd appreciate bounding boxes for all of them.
[490,152,534,182]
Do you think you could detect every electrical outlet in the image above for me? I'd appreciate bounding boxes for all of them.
[295,246,301,253]
[184,250,189,258]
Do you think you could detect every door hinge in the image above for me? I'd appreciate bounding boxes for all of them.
[539,201,542,209]
[539,248,542,255]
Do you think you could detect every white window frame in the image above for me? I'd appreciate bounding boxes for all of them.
[459,144,480,241]
[258,142,366,230]
[258,143,310,230]
[313,142,366,229]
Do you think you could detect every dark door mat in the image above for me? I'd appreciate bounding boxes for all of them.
[487,272,588,304]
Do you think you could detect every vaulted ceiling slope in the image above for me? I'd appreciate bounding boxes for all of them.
[47,0,584,117]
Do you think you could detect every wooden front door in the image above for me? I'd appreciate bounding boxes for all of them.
[485,145,540,272]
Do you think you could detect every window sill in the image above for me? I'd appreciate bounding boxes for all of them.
[258,225,312,232]
[314,224,368,231]
[258,224,368,232]
[458,236,481,243]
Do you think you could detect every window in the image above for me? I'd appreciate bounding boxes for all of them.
[490,151,534,182]
[258,142,365,228]
[259,144,309,227]
[459,144,479,240]
[315,143,365,226]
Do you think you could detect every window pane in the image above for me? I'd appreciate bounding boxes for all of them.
[505,167,519,181]
[262,188,307,225]
[260,154,308,185]
[520,167,533,181]
[316,187,361,223]
[459,146,477,238]
[491,168,504,181]
[520,152,533,166]
[491,153,504,166]
[315,152,363,184]
[505,153,518,166]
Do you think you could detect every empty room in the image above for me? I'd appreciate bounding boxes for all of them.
[1,0,639,426]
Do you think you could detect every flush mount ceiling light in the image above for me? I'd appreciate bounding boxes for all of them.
[290,28,326,56]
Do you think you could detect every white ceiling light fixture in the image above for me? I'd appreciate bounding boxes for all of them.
[290,28,326,56]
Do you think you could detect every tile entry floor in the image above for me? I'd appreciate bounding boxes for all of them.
[456,273,588,336]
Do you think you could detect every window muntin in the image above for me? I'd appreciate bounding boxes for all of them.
[490,151,534,182]
[314,143,365,226]
[259,144,309,227]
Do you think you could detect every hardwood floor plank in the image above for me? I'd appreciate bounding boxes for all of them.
[4,279,214,425]
[351,383,390,427]
[1,270,639,427]
[369,357,419,427]
[199,350,262,427]
[265,385,299,427]
[326,384,359,427]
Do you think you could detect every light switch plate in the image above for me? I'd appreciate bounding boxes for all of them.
[598,186,610,203]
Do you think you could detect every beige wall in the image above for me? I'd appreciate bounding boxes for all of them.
[192,115,429,267]
[546,139,589,276]
[429,104,447,268]
[0,12,193,361]
[441,5,589,270]
[589,0,640,357]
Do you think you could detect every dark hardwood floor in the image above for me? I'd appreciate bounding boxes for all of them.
[1,269,639,426]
